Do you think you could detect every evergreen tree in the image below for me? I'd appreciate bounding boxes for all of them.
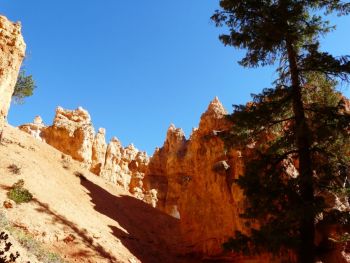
[211,1,350,262]
[12,69,36,104]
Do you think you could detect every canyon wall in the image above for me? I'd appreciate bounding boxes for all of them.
[0,15,26,129]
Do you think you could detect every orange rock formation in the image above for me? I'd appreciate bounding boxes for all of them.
[143,97,249,256]
[20,107,149,192]
[42,106,95,164]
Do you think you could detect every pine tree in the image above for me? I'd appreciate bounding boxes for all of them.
[211,1,350,262]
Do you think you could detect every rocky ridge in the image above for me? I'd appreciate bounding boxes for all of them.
[19,107,150,195]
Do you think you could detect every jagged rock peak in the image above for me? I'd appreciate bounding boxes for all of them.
[204,96,227,117]
[198,97,230,135]
[166,123,185,138]
[168,123,176,131]
[55,106,91,124]
[164,124,186,152]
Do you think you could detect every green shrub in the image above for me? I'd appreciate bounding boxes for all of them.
[7,180,33,204]
[12,69,36,104]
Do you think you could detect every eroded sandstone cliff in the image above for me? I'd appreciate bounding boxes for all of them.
[143,97,251,257]
[19,107,149,192]
[0,15,26,129]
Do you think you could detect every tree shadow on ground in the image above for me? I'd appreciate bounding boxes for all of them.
[79,177,197,263]
[0,184,120,263]
[32,198,120,262]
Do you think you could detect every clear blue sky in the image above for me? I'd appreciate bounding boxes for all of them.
[2,1,350,154]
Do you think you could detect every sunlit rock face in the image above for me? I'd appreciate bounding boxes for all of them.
[42,107,95,164]
[39,107,149,191]
[100,137,124,186]
[101,139,150,190]
[129,151,150,199]
[0,15,26,129]
[143,97,253,257]
[19,106,149,192]
[90,127,107,175]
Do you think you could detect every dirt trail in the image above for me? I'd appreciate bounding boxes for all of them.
[0,125,198,263]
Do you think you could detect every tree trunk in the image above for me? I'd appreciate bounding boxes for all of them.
[286,39,315,263]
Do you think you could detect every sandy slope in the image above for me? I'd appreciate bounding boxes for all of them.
[0,125,196,263]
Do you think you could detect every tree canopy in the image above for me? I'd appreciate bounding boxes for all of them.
[212,1,350,262]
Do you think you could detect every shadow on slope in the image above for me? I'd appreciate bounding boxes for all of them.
[79,177,194,263]
[0,184,119,262]
[32,198,120,262]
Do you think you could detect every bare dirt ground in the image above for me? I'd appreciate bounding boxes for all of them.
[0,124,199,263]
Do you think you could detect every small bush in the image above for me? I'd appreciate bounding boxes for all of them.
[7,164,21,175]
[7,180,33,204]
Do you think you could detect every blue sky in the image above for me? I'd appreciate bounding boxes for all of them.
[2,1,350,154]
